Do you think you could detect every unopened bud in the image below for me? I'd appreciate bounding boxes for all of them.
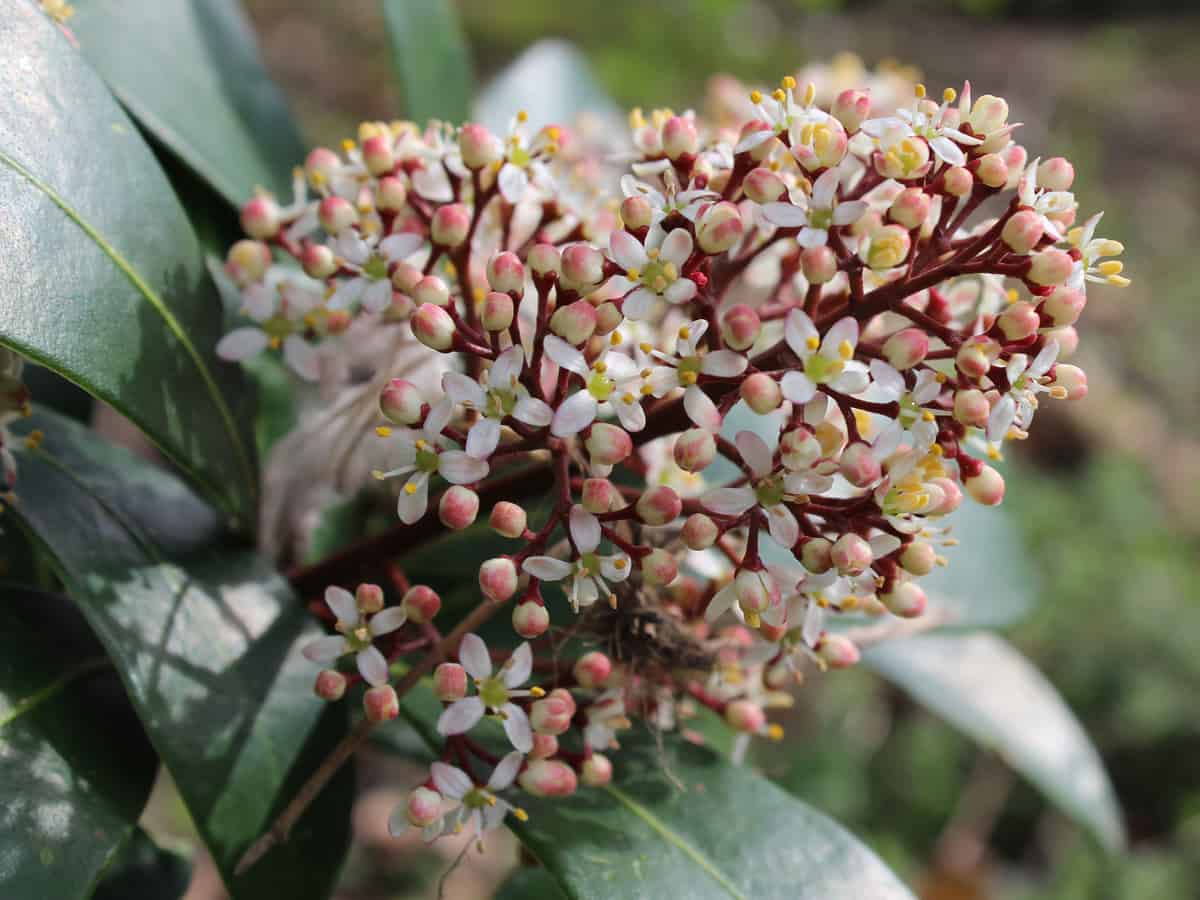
[581,753,613,787]
[317,195,356,234]
[530,733,559,759]
[663,115,699,159]
[997,300,1040,341]
[380,378,424,425]
[832,533,873,576]
[969,94,1009,134]
[439,486,480,530]
[696,201,743,254]
[481,291,514,332]
[832,88,871,132]
[641,548,678,586]
[431,203,470,247]
[899,540,937,576]
[721,304,762,351]
[956,343,993,380]
[1038,156,1075,191]
[889,187,932,230]
[241,195,281,239]
[1002,209,1045,254]
[943,165,974,197]
[530,693,574,735]
[674,428,716,472]
[225,240,271,286]
[314,669,347,701]
[412,275,450,307]
[574,651,613,689]
[519,759,578,797]
[927,476,963,515]
[682,513,719,550]
[406,786,443,828]
[364,684,400,722]
[412,304,455,351]
[882,328,929,370]
[300,242,337,279]
[725,699,766,734]
[840,442,881,487]
[953,388,990,428]
[816,633,861,669]
[403,585,442,624]
[974,153,1009,189]
[882,581,928,618]
[490,501,527,538]
[620,195,654,230]
[486,251,525,294]
[560,243,605,290]
[581,477,621,513]
[304,147,340,187]
[636,485,682,526]
[1027,249,1074,287]
[434,662,468,701]
[740,372,782,414]
[362,133,395,176]
[743,167,786,204]
[1042,287,1086,328]
[528,243,561,276]
[965,465,1006,506]
[550,299,598,345]
[513,599,550,639]
[800,536,834,574]
[376,175,407,211]
[734,569,773,616]
[801,245,839,284]
[354,583,384,614]
[1050,363,1088,400]
[459,122,501,169]
[586,423,633,466]
[479,557,519,602]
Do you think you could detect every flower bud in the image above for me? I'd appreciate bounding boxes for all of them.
[682,513,719,550]
[620,195,654,230]
[581,477,621,513]
[674,428,716,472]
[832,88,871,132]
[956,343,993,380]
[974,154,1009,189]
[743,167,786,204]
[479,557,519,602]
[734,569,772,616]
[943,165,974,197]
[586,424,633,466]
[860,224,911,270]
[574,651,613,689]
[405,786,443,828]
[439,485,479,530]
[301,242,337,279]
[1050,363,1088,400]
[490,501,527,538]
[412,275,450,307]
[800,536,834,573]
[225,239,271,286]
[431,203,470,247]
[362,133,395,176]
[814,421,844,457]
[531,694,575,735]
[314,669,347,701]
[1038,156,1075,191]
[740,372,782,414]
[412,304,455,351]
[530,733,559,759]
[376,175,407,211]
[459,122,501,169]
[513,599,550,639]
[433,662,468,701]
[641,548,678,586]
[725,699,766,734]
[900,540,937,576]
[780,428,820,471]
[969,94,1009,134]
[1001,209,1044,254]
[696,201,743,254]
[304,147,340,187]
[1027,249,1074,287]
[882,328,929,370]
[882,581,927,618]
[795,119,848,170]
[889,187,932,230]
[831,533,872,576]
[403,585,442,624]
[927,476,964,515]
[997,300,1040,341]
[965,465,1005,506]
[528,243,561,277]
[318,195,356,234]
[663,115,699,159]
[560,243,605,290]
[550,299,598,345]
[486,251,525,295]
[241,195,281,239]
[354,583,384,614]
[380,378,424,425]
[840,442,881,487]
[720,304,761,351]
[581,753,613,787]
[816,633,861,669]
[481,291,514,332]
[953,388,990,428]
[875,135,930,179]
[801,245,839,284]
[1046,325,1078,358]
[636,485,682,526]
[364,684,400,722]
[519,759,578,798]
[1042,287,1086,328]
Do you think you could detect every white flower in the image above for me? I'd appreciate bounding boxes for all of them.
[545,336,646,436]
[761,168,868,248]
[523,505,632,612]
[735,81,830,153]
[301,586,407,686]
[584,688,630,750]
[1017,157,1077,244]
[647,320,747,431]
[437,635,536,753]
[862,93,983,167]
[607,227,698,320]
[779,310,869,404]
[1066,212,1127,293]
[496,115,558,204]
[327,231,424,313]
[987,341,1058,442]
[443,346,553,458]
[394,751,525,842]
[867,361,942,463]
[620,173,717,225]
[216,270,326,380]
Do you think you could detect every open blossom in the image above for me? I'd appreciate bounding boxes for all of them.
[608,227,698,319]
[443,346,553,457]
[523,505,632,611]
[301,586,407,686]
[327,231,424,312]
[761,168,868,248]
[987,341,1059,441]
[620,173,717,225]
[545,336,646,435]
[216,270,325,380]
[437,635,536,752]
[392,751,526,842]
[780,310,868,404]
[862,86,984,167]
[647,320,747,430]
[702,431,806,549]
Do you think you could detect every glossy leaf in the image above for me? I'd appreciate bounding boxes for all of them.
[5,410,352,898]
[71,0,306,206]
[0,591,157,900]
[382,0,472,124]
[0,4,257,522]
[865,632,1125,852]
[495,867,566,900]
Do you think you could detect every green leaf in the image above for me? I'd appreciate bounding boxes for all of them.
[5,410,353,898]
[0,5,257,523]
[495,867,567,900]
[0,590,157,900]
[394,687,916,900]
[865,632,1125,852]
[381,0,472,124]
[70,0,306,206]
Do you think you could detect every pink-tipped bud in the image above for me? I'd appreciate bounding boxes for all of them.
[780,428,820,471]
[674,428,716,473]
[832,88,871,132]
[241,195,281,239]
[412,304,455,351]
[965,465,1006,506]
[1001,209,1045,254]
[550,299,598,345]
[490,501,527,538]
[721,304,761,352]
[725,699,766,734]
[840,442,881,488]
[225,239,272,286]
[900,540,937,576]
[530,733,558,759]
[434,662,468,701]
[663,115,699,159]
[581,477,621,513]
[595,302,622,335]
[519,759,578,797]
[696,201,743,254]
[412,274,450,307]
[376,175,407,211]
[889,187,932,230]
[641,548,678,587]
[998,301,1040,341]
[528,243,561,276]
[956,343,993,380]
[636,485,682,526]
[816,633,861,669]
[560,243,605,290]
[585,424,632,467]
[1002,144,1028,188]
[356,583,385,614]
[299,242,337,279]
[800,537,834,573]
[943,165,974,197]
[882,581,928,618]
[734,569,773,616]
[458,122,501,169]
[574,651,613,690]
[682,513,719,550]
[927,476,963,516]
[486,251,525,295]
[304,146,340,186]
[403,585,441,624]
[431,203,470,247]
[832,533,873,576]
[581,753,613,787]
[364,684,400,722]
[513,599,550,639]
[406,786,443,828]
[974,154,1009,189]
[380,378,424,425]
[882,328,929,370]
[314,669,347,701]
[620,196,654,230]
[479,557,519,602]
[1050,363,1088,400]
[362,134,395,176]
[1042,287,1086,328]
[481,291,514,332]
[317,195,356,234]
[740,372,782,414]
[743,167,786,204]
[801,245,839,284]
[1047,325,1079,357]
[953,388,991,428]
[1038,156,1075,191]
[969,94,1010,133]
[531,693,575,735]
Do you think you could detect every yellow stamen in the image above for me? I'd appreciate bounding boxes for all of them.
[404,482,418,495]
[24,429,44,450]
[781,76,796,90]
[678,325,690,340]
[680,371,698,385]
[608,594,618,609]
[766,723,784,741]
[805,335,819,350]
[626,267,640,281]
[1097,260,1123,276]
[341,138,356,152]
[915,83,927,99]
[838,339,853,360]
[943,87,957,103]
[530,686,546,698]
[749,90,763,105]
[513,807,529,822]
[772,88,786,102]
[610,332,623,346]
[516,110,529,123]
[375,426,393,438]
[802,82,816,106]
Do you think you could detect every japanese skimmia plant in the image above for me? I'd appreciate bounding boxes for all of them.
[0,2,1131,898]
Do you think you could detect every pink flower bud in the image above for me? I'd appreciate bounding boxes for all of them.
[734,569,773,616]
[682,513,719,550]
[696,201,743,254]
[953,388,990,428]
[356,583,385,614]
[795,119,848,170]
[458,122,501,169]
[581,753,613,787]
[743,167,786,204]
[580,477,621,513]
[725,699,766,734]
[314,669,347,701]
[832,88,871,133]
[1046,325,1079,357]
[721,304,761,351]
[1050,363,1088,400]
[882,581,927,618]
[519,759,578,797]
[592,302,620,335]
[376,175,407,211]
[620,195,654,230]
[965,465,1006,506]
[674,428,716,473]
[956,343,993,380]
[528,243,561,276]
[1000,144,1028,188]
[431,203,470,247]
[1042,287,1086,328]
[481,291,514,332]
[380,379,424,425]
[391,262,423,294]
[489,501,527,538]
[942,165,974,197]
[403,585,442,624]
[412,303,455,351]
[780,428,820,470]
[816,633,861,669]
[574,651,613,689]
[882,328,929,370]
[636,485,682,526]
[317,195,356,234]
[513,599,550,639]
[434,662,468,701]
[412,275,450,307]
[1037,156,1075,191]
[406,786,443,828]
[927,476,963,516]
[530,733,558,759]
[997,301,1040,341]
[640,548,678,587]
[479,557,519,603]
[840,442,881,488]
[1001,209,1044,254]
[550,299,598,345]
[900,540,937,576]
[364,684,399,721]
[585,424,633,467]
[225,239,271,286]
[298,243,336,279]
[889,187,932,230]
[304,147,340,186]
[832,533,873,576]
[241,195,281,239]
[486,251,525,294]
[531,694,575,735]
[362,134,395,176]
[800,245,839,284]
[561,243,605,289]
[800,537,834,574]
[663,115,699,159]
[740,372,782,414]
[974,154,1009,189]
[969,94,1009,133]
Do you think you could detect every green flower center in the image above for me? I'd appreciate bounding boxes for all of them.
[363,254,388,281]
[262,315,294,339]
[415,442,440,473]
[755,476,785,508]
[803,354,844,385]
[478,676,509,709]
[342,623,372,652]
[580,552,601,576]
[640,257,678,294]
[486,387,518,418]
[677,355,703,386]
[463,787,495,810]
[587,371,614,402]
[808,207,833,230]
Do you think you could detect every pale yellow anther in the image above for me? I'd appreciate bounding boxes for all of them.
[415,439,429,451]
[341,138,356,152]
[772,88,786,102]
[943,87,957,103]
[614,558,628,570]
[915,83,927,99]
[24,429,44,450]
[646,248,660,261]
[530,686,546,698]
[404,482,418,495]
[766,723,785,741]
[1067,226,1084,246]
[805,335,820,351]
[516,110,529,123]
[514,807,529,822]
[749,90,763,105]
[375,426,393,438]
[746,611,761,629]
[1006,288,1020,304]
[921,410,935,422]
[594,360,607,374]
[1097,260,1124,276]
[639,342,653,354]
[930,443,944,457]
[610,332,623,346]
[268,336,281,350]
[608,594,618,609]
[678,325,691,340]
[638,385,653,397]
[626,268,641,281]
[802,82,816,106]
[1107,274,1131,287]
[781,75,796,91]
[934,372,947,383]
[1049,385,1068,400]
[472,286,486,303]
[838,339,853,360]
[680,371,698,385]
[1096,239,1125,257]
[371,469,386,481]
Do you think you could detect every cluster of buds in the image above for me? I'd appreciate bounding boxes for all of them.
[0,348,32,497]
[232,69,1128,843]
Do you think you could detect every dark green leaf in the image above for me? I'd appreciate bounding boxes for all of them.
[93,828,192,900]
[0,591,157,900]
[495,866,567,900]
[865,632,1125,852]
[70,0,306,206]
[381,0,472,123]
[5,410,353,898]
[0,5,257,523]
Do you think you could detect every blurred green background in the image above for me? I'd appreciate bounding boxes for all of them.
[222,2,1200,898]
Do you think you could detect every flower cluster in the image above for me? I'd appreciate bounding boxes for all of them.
[228,69,1128,843]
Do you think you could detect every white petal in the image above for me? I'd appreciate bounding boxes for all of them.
[762,202,809,228]
[766,504,799,548]
[545,334,589,374]
[443,371,486,407]
[734,129,775,153]
[241,285,275,322]
[684,385,722,431]
[987,396,1016,442]
[929,135,967,167]
[550,390,598,437]
[523,556,574,581]
[499,163,529,204]
[660,228,694,267]
[702,486,758,517]
[822,317,859,357]
[513,393,553,428]
[501,704,534,753]
[812,168,840,207]
[466,417,502,459]
[488,751,525,791]
[832,200,868,226]
[781,371,816,404]
[302,634,349,664]
[397,473,430,524]
[869,360,905,400]
[608,229,649,272]
[357,645,390,687]
[704,583,737,622]
[622,286,655,320]
[325,586,359,625]
[735,430,773,478]
[459,634,493,680]
[503,643,532,688]
[491,345,526,384]
[871,419,904,460]
[380,231,424,260]
[831,365,870,395]
[423,397,453,441]
[439,450,489,483]
[785,310,818,358]
[700,350,748,377]
[362,278,393,313]
[328,277,366,310]
[216,327,269,362]
[431,761,473,799]
[869,534,902,557]
[570,505,602,553]
[283,335,321,381]
[664,278,697,305]
[797,226,829,249]
[802,602,826,647]
[369,605,408,636]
